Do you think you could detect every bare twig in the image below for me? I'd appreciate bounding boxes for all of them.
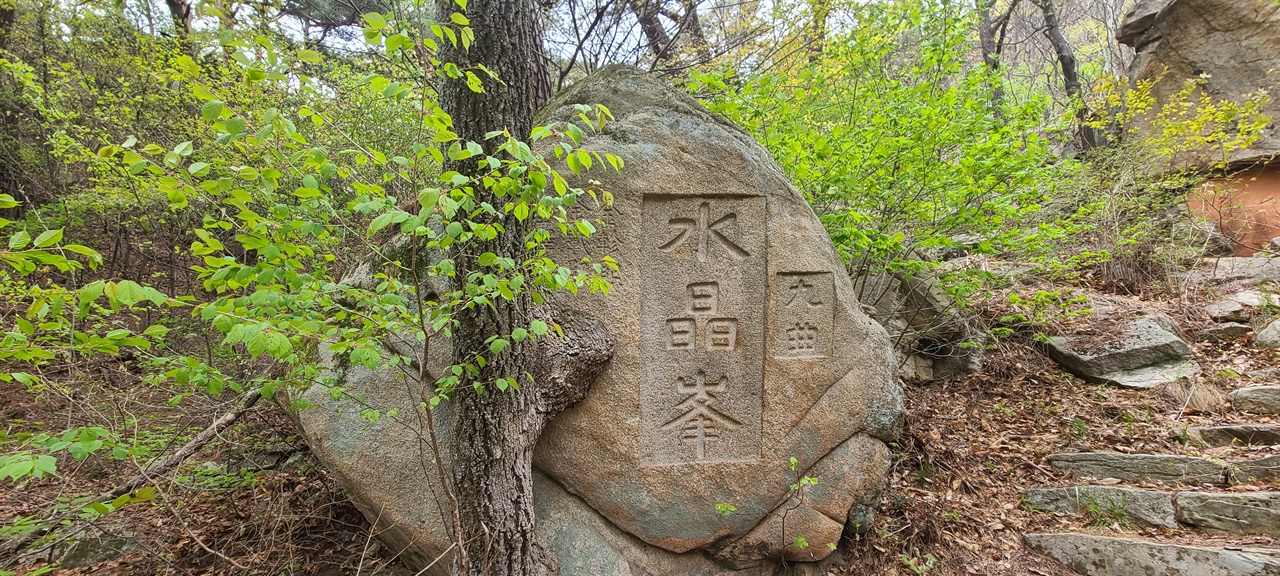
[0,387,262,564]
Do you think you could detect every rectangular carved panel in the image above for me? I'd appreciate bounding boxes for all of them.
[773,272,835,359]
[639,196,766,466]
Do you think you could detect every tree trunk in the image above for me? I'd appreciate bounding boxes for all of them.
[162,0,194,55]
[628,0,673,63]
[1032,0,1103,149]
[977,0,1018,110]
[435,1,612,575]
[676,0,711,62]
[0,0,16,51]
[807,0,831,61]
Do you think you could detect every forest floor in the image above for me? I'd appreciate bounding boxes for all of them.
[3,263,1278,575]
[843,265,1280,575]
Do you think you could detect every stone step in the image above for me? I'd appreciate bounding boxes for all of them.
[1024,486,1280,536]
[1024,532,1280,576]
[1196,322,1253,342]
[1231,386,1280,414]
[1205,290,1280,322]
[1023,486,1176,528]
[1047,452,1280,486]
[1177,492,1280,535]
[1047,453,1227,485]
[1187,425,1280,447]
[1234,455,1280,485]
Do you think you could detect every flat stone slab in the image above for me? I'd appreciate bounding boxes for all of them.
[1233,292,1280,309]
[1198,323,1254,342]
[1023,486,1176,527]
[1232,456,1280,485]
[1045,316,1200,388]
[1259,321,1280,349]
[1191,257,1280,287]
[1206,292,1280,323]
[1206,300,1249,322]
[1099,360,1203,388]
[1233,388,1280,414]
[1190,425,1280,447]
[1025,532,1280,576]
[1177,492,1280,536]
[1047,453,1227,486]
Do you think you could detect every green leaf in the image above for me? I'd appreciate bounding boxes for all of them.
[8,230,30,250]
[266,332,292,356]
[33,454,57,477]
[201,100,224,122]
[418,189,441,211]
[166,188,188,209]
[32,229,62,248]
[368,212,396,236]
[143,324,170,337]
[188,162,211,176]
[246,330,269,356]
[114,280,145,306]
[297,49,322,64]
[363,12,387,28]
[489,338,509,355]
[530,320,549,336]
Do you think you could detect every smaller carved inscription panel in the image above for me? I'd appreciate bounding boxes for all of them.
[773,272,834,359]
[640,196,766,466]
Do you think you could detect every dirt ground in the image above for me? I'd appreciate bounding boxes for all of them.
[4,269,1280,575]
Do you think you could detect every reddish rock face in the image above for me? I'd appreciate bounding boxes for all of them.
[1120,0,1280,256]
[1190,169,1280,255]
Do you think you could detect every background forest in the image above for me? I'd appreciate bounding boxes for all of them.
[0,0,1273,574]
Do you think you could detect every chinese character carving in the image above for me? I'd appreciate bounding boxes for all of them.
[774,273,833,360]
[785,322,818,354]
[661,370,742,460]
[666,318,695,349]
[658,201,750,263]
[786,277,825,308]
[641,195,766,466]
[707,318,737,350]
[686,282,719,314]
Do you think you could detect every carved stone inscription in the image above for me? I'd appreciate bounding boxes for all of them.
[640,196,766,466]
[774,272,834,359]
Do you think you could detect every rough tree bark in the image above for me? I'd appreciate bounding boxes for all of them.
[162,0,194,54]
[0,0,16,51]
[807,0,831,61]
[434,1,614,574]
[976,0,1018,108]
[629,0,673,63]
[673,0,710,62]
[1032,0,1103,149]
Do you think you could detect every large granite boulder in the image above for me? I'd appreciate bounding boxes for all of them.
[290,66,902,574]
[1119,0,1280,168]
